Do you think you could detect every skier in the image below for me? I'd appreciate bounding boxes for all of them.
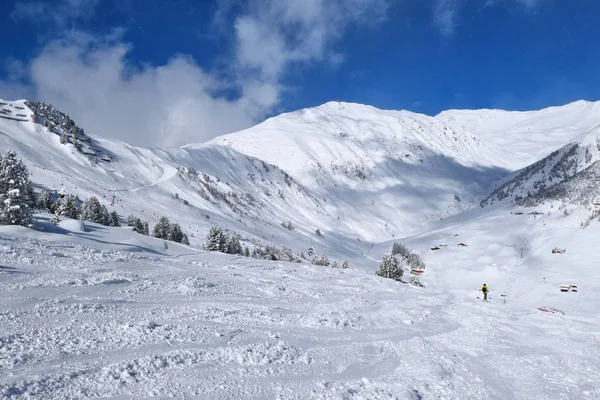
[480,283,489,301]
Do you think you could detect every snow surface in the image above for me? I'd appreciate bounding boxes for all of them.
[2,208,600,399]
[2,98,600,398]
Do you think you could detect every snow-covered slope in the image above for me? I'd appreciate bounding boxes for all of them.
[201,101,512,237]
[2,203,600,399]
[481,124,600,227]
[438,100,600,168]
[0,98,511,260]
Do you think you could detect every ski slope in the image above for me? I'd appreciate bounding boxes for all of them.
[2,210,600,399]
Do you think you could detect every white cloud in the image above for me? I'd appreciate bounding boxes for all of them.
[3,0,389,147]
[432,0,459,36]
[230,0,389,109]
[22,32,256,147]
[516,0,541,7]
[11,0,100,27]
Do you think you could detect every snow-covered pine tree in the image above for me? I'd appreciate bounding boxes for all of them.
[0,151,34,226]
[54,194,79,219]
[311,253,330,266]
[141,221,149,236]
[127,215,149,235]
[332,261,339,268]
[341,260,349,269]
[243,247,250,257]
[226,234,242,254]
[126,214,136,227]
[169,223,185,243]
[108,211,120,227]
[375,254,403,281]
[205,226,225,251]
[153,216,171,239]
[392,242,410,258]
[99,205,110,225]
[80,196,109,224]
[37,187,54,211]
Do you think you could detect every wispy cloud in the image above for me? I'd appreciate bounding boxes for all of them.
[432,0,459,36]
[229,0,389,110]
[11,0,100,27]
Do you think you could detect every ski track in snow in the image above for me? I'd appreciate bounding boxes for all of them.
[1,229,600,399]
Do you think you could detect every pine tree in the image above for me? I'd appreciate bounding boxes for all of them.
[37,187,54,211]
[141,221,149,236]
[312,254,330,266]
[108,211,120,227]
[0,151,34,226]
[153,216,171,239]
[127,215,149,235]
[169,223,184,243]
[99,205,110,225]
[376,254,403,281]
[341,260,349,269]
[54,194,79,219]
[205,226,225,251]
[226,234,242,254]
[392,242,410,257]
[243,247,250,257]
[127,214,136,227]
[332,261,339,268]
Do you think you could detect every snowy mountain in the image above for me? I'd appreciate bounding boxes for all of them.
[481,123,600,229]
[438,100,600,168]
[3,97,600,399]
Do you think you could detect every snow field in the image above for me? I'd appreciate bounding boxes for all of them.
[2,215,600,399]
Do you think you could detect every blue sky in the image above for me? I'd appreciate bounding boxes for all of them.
[1,0,598,146]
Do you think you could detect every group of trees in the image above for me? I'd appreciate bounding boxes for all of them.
[0,151,191,246]
[126,215,150,235]
[205,226,245,255]
[310,253,349,269]
[152,216,189,245]
[376,242,426,282]
[205,225,348,267]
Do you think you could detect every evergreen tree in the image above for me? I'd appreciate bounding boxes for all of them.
[226,234,242,254]
[332,261,339,268]
[37,187,54,211]
[127,214,136,227]
[99,204,110,225]
[392,242,410,257]
[127,215,149,235]
[153,216,171,239]
[80,197,111,225]
[243,247,250,257]
[54,194,79,219]
[141,221,149,236]
[375,254,403,281]
[205,226,225,251]
[108,211,120,227]
[311,253,330,266]
[341,260,349,269]
[0,151,34,226]
[169,223,184,243]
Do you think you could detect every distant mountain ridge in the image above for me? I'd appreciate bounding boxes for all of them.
[2,96,600,258]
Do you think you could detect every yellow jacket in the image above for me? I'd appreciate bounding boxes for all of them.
[481,285,489,293]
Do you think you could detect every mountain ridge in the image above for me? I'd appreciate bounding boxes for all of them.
[2,96,600,262]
